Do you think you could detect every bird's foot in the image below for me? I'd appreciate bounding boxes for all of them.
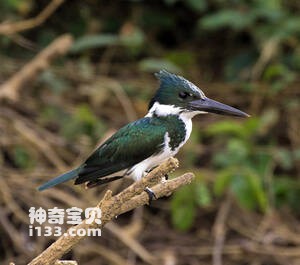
[144,187,157,205]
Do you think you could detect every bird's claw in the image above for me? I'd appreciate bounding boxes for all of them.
[144,187,157,205]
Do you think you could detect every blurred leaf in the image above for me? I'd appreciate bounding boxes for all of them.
[195,181,211,206]
[166,51,196,69]
[257,109,279,135]
[251,8,282,23]
[230,172,267,211]
[75,104,98,125]
[199,10,254,30]
[244,118,260,134]
[275,16,300,39]
[205,121,248,138]
[246,172,268,211]
[171,185,196,231]
[214,169,234,196]
[253,0,281,10]
[139,58,182,73]
[273,177,300,212]
[275,148,293,170]
[264,64,289,81]
[214,139,249,168]
[206,118,259,139]
[231,174,257,210]
[70,34,120,53]
[263,63,296,92]
[2,0,32,13]
[254,150,272,176]
[13,146,34,169]
[186,0,207,12]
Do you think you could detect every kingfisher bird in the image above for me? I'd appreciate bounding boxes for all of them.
[38,70,249,199]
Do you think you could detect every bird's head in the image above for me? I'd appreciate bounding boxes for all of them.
[148,70,249,118]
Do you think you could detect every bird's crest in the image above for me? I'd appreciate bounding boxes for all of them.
[154,70,205,98]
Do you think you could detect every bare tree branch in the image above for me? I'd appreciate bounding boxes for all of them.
[0,34,73,102]
[212,195,232,265]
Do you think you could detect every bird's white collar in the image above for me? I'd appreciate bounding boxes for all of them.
[146,101,205,119]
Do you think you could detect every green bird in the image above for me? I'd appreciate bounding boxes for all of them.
[38,70,249,199]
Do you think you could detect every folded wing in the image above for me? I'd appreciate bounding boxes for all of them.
[74,117,166,185]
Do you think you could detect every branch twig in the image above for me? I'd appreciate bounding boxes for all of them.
[28,158,195,265]
[0,34,73,102]
[105,222,155,264]
[212,195,232,265]
[0,0,65,35]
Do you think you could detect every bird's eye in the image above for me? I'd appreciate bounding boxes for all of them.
[179,91,189,99]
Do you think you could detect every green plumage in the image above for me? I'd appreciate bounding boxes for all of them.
[75,115,186,184]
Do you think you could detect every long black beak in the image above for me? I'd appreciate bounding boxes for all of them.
[189,97,249,117]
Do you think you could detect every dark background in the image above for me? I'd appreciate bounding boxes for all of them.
[0,0,299,264]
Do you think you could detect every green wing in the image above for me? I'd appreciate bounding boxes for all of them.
[74,117,166,185]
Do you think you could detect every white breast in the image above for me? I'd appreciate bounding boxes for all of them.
[128,114,193,181]
[178,112,193,146]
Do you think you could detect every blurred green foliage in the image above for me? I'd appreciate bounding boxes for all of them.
[172,111,300,230]
[0,0,299,232]
[13,145,35,169]
[171,176,212,231]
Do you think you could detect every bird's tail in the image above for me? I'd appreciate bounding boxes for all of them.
[38,167,81,191]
